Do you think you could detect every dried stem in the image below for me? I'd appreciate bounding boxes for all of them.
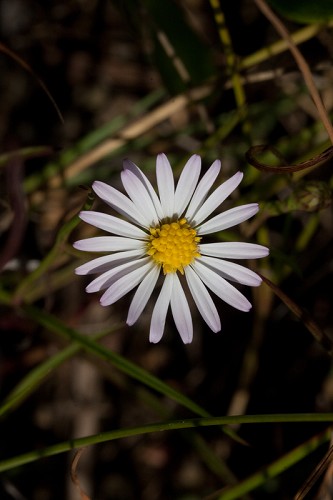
[254,0,333,145]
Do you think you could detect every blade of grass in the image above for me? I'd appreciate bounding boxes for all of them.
[0,289,249,444]
[23,304,211,418]
[214,428,331,500]
[0,297,235,483]
[241,20,333,70]
[0,326,120,419]
[13,190,94,302]
[0,288,210,419]
[209,0,250,136]
[0,414,331,473]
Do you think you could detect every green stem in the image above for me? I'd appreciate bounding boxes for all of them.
[0,284,243,445]
[0,288,210,419]
[0,326,119,419]
[240,21,333,70]
[25,304,210,417]
[13,190,94,302]
[0,414,331,473]
[216,427,331,500]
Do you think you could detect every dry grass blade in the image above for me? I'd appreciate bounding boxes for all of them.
[294,443,333,499]
[70,448,91,500]
[0,42,64,124]
[253,0,333,145]
[49,84,212,186]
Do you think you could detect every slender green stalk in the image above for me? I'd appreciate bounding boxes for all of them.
[0,304,233,482]
[209,0,250,136]
[216,428,331,500]
[0,287,211,419]
[295,213,320,252]
[240,21,333,70]
[0,146,53,168]
[23,304,211,418]
[0,414,331,473]
[13,190,94,302]
[0,327,119,419]
[22,262,78,303]
[0,290,240,444]
[0,343,79,419]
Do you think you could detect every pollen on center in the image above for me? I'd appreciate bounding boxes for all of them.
[147,218,201,274]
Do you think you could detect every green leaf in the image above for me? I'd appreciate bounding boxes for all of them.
[267,0,333,23]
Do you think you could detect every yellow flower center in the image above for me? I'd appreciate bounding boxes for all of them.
[147,218,201,274]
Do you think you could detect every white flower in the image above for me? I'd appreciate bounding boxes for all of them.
[73,154,269,343]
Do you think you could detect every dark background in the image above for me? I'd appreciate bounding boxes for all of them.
[0,1,333,499]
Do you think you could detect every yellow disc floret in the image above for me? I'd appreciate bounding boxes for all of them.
[147,218,201,274]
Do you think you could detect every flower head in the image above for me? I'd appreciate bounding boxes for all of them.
[74,154,269,343]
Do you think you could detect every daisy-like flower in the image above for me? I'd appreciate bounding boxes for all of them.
[74,154,269,343]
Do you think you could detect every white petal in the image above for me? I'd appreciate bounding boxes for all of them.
[73,236,145,252]
[121,169,159,226]
[92,180,148,228]
[100,261,153,306]
[185,266,221,333]
[185,159,221,221]
[192,260,252,312]
[86,258,149,293]
[75,249,145,275]
[149,273,173,343]
[199,256,262,286]
[156,153,175,217]
[127,265,160,326]
[174,155,201,217]
[170,274,193,344]
[123,159,164,219]
[192,172,243,226]
[79,211,148,239]
[200,242,269,259]
[197,203,259,235]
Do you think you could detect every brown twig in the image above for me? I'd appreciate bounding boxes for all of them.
[70,448,91,500]
[0,42,64,124]
[294,442,333,499]
[259,273,333,356]
[246,144,333,173]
